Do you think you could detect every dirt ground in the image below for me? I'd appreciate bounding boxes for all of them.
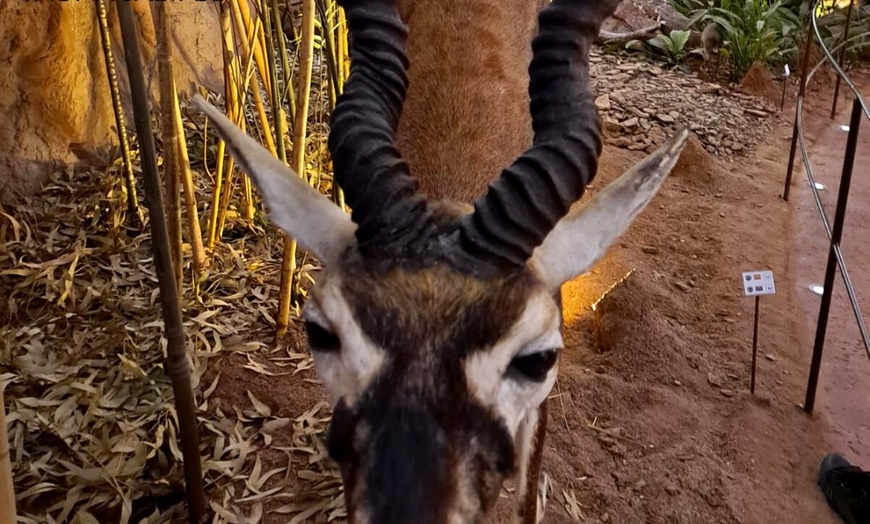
[527,74,870,523]
[200,70,870,524]
[3,49,868,524]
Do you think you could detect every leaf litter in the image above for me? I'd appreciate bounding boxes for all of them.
[0,135,344,522]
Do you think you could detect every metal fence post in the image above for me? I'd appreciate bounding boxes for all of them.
[804,98,864,413]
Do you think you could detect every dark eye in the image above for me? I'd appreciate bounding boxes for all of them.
[304,321,341,352]
[509,350,559,382]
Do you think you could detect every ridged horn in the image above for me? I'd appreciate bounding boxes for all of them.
[329,0,434,258]
[457,0,621,272]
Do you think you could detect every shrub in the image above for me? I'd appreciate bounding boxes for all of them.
[648,29,693,63]
[669,0,801,79]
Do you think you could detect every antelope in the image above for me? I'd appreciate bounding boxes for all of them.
[194,0,688,522]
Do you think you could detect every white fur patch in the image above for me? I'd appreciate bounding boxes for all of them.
[302,275,386,406]
[463,291,562,437]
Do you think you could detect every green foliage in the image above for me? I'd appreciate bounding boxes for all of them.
[669,0,801,79]
[648,29,693,63]
[813,5,870,62]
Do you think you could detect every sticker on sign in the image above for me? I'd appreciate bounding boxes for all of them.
[742,270,776,296]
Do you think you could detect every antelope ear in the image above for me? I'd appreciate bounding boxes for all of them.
[192,95,356,266]
[530,127,690,292]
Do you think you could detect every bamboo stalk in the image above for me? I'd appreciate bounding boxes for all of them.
[270,0,296,119]
[208,0,238,248]
[277,0,316,338]
[216,0,257,239]
[261,0,291,162]
[235,0,273,102]
[172,81,206,280]
[0,388,17,524]
[337,6,349,83]
[229,0,263,221]
[152,0,184,293]
[95,0,141,229]
[230,4,276,157]
[328,0,347,209]
[251,79,277,156]
[114,2,206,522]
[317,0,340,109]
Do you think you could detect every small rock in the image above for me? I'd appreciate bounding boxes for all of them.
[674,281,691,292]
[642,246,660,255]
[674,380,683,387]
[611,137,634,148]
[595,94,612,111]
[720,388,734,397]
[603,118,622,134]
[765,353,778,361]
[622,117,639,129]
[657,113,675,124]
[665,485,681,495]
[745,108,768,118]
[707,373,724,387]
[601,513,611,523]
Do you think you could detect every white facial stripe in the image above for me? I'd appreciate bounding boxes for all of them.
[303,275,386,406]
[463,291,562,437]
[514,406,541,505]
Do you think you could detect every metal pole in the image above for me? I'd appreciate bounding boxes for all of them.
[751,295,760,394]
[784,6,817,202]
[830,0,856,119]
[804,98,863,413]
[115,1,207,521]
[0,389,17,524]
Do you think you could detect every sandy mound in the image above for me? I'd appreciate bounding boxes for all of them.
[739,62,782,105]
[671,132,715,186]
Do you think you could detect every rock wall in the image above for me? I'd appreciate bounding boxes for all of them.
[0,0,224,204]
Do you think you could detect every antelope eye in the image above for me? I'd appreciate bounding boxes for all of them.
[509,349,559,382]
[304,321,341,353]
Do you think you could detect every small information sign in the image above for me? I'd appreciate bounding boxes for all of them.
[742,270,776,297]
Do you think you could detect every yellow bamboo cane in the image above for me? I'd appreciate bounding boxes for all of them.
[277,0,316,338]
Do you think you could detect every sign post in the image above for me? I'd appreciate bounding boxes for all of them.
[742,270,776,394]
[780,64,791,112]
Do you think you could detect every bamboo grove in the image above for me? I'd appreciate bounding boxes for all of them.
[102,0,350,520]
[110,0,350,331]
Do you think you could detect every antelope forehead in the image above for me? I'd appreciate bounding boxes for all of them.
[340,265,539,357]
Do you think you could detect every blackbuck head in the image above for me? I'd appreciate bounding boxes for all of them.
[195,0,688,521]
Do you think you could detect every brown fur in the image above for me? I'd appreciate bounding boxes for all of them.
[389,3,556,518]
[330,264,541,522]
[320,2,566,521]
[395,0,541,201]
[341,263,536,362]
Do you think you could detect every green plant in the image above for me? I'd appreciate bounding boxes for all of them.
[814,4,870,62]
[648,29,693,63]
[675,0,800,79]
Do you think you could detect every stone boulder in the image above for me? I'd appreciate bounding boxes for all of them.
[0,0,224,203]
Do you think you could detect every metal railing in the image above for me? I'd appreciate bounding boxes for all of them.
[783,0,870,413]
